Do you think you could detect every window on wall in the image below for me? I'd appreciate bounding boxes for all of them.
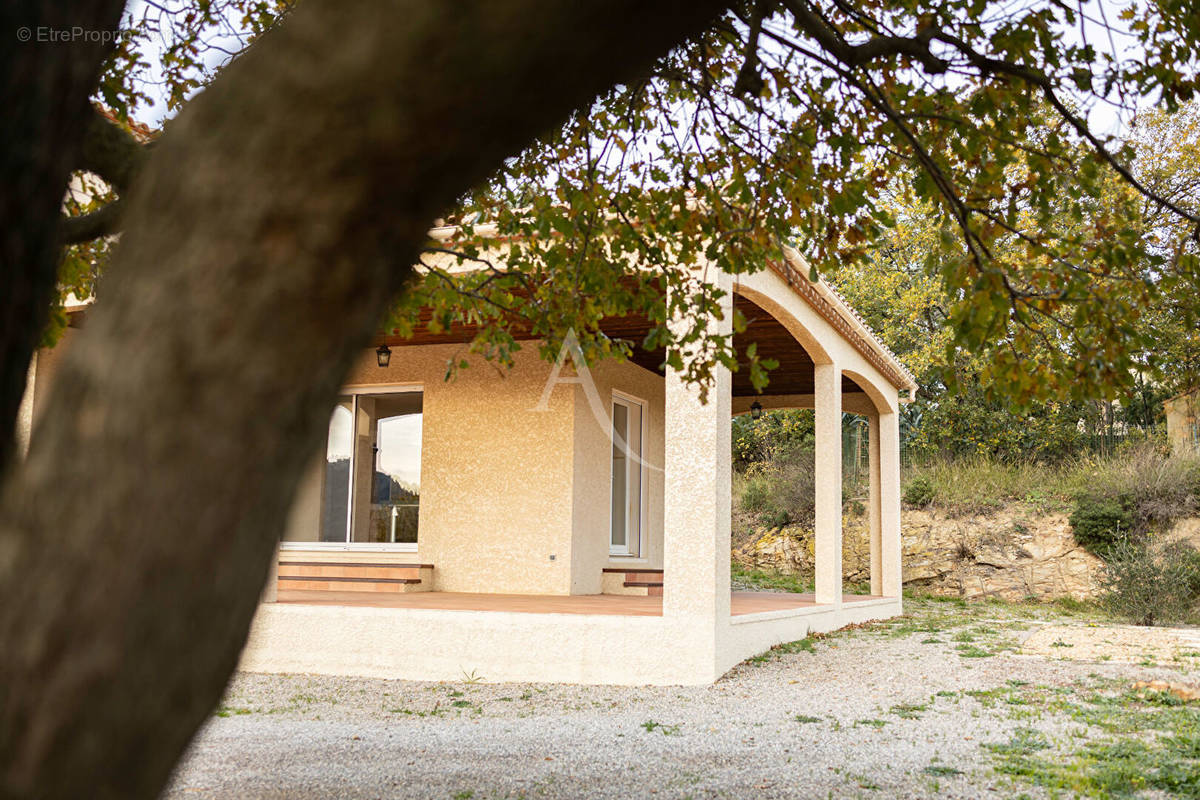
[610,393,644,556]
[285,388,423,549]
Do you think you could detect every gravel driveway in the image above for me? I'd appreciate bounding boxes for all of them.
[166,600,1200,799]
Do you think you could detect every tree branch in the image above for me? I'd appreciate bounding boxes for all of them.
[78,105,150,194]
[732,0,767,97]
[782,0,949,74]
[930,28,1200,232]
[58,200,124,245]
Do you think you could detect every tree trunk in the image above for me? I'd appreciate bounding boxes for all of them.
[0,1,727,797]
[0,0,125,466]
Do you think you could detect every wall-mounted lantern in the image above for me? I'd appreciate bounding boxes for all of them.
[750,400,763,420]
[376,344,392,368]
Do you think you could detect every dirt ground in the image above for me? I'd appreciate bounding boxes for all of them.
[167,599,1200,799]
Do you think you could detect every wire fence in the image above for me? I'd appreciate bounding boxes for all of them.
[841,417,1168,483]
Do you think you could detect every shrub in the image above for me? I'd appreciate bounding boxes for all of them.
[1100,538,1200,626]
[1069,492,1137,557]
[740,474,772,514]
[903,474,935,508]
[733,448,818,530]
[1067,445,1200,556]
[899,458,1061,515]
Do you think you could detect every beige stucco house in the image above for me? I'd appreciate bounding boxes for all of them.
[21,242,916,686]
[1166,388,1200,454]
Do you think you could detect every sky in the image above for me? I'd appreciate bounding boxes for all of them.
[122,0,1154,139]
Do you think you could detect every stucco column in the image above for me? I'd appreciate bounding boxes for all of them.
[879,409,902,597]
[16,354,37,457]
[813,362,842,605]
[868,412,882,596]
[261,543,279,603]
[662,273,732,626]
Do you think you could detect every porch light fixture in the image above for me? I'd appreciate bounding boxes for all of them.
[750,400,763,420]
[376,344,392,368]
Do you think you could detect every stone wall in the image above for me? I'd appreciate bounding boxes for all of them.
[734,505,1130,601]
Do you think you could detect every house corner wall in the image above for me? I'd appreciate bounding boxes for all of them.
[568,359,666,594]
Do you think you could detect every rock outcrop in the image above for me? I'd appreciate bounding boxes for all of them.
[733,505,1135,601]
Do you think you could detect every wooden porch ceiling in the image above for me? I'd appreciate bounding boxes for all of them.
[378,296,866,398]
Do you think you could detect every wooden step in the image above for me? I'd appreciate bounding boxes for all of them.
[278,561,430,580]
[600,568,664,596]
[277,561,433,593]
[279,576,421,592]
[602,568,664,574]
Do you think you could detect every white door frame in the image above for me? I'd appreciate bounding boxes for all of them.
[609,390,648,557]
[281,383,424,552]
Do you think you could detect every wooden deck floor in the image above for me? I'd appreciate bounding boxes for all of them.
[276,589,884,617]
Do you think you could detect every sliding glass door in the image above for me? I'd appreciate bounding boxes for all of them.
[285,387,423,549]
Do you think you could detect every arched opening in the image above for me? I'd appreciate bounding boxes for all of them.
[840,371,887,598]
[728,292,863,605]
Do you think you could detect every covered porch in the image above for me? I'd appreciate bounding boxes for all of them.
[243,247,915,684]
[275,588,888,616]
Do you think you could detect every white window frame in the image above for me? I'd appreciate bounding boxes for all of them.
[609,390,648,558]
[281,383,424,552]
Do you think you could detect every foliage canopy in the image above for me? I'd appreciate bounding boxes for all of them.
[66,0,1200,405]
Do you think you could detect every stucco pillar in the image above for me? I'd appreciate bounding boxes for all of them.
[15,353,36,457]
[813,362,842,605]
[879,409,902,597]
[662,273,732,628]
[868,413,882,596]
[261,543,279,603]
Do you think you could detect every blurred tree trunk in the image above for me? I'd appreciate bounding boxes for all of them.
[0,0,125,466]
[0,1,727,797]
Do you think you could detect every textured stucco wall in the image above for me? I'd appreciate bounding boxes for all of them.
[568,358,666,594]
[240,596,903,684]
[242,605,722,684]
[286,344,671,597]
[286,344,578,594]
[15,354,36,457]
[717,597,902,676]
[29,327,77,428]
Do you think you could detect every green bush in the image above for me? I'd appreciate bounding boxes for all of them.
[903,474,935,508]
[733,448,818,530]
[732,409,814,469]
[1069,492,1137,557]
[1066,445,1200,556]
[740,474,772,514]
[1100,538,1200,626]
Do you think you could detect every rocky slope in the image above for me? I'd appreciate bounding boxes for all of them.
[733,506,1200,600]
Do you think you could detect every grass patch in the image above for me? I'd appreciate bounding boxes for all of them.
[794,714,823,724]
[983,727,1052,756]
[854,718,888,729]
[891,702,930,719]
[731,564,812,594]
[641,720,681,735]
[214,706,253,718]
[982,680,1200,797]
[900,447,1200,521]
[923,765,963,777]
[956,644,994,658]
[746,636,817,665]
